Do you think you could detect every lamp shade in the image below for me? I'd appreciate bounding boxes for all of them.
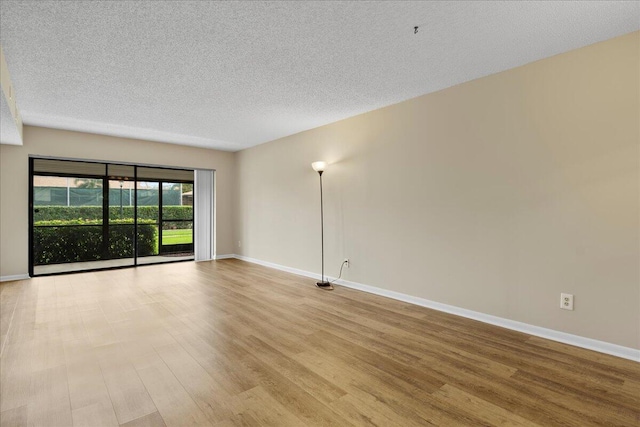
[311,161,327,172]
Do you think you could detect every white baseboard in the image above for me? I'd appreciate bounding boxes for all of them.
[0,274,30,283]
[214,254,235,260]
[230,254,640,362]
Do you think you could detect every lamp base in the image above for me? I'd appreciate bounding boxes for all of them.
[316,281,334,290]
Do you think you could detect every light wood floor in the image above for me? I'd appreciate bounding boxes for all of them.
[1,260,639,426]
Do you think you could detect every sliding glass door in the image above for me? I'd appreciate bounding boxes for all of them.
[135,167,194,266]
[107,164,136,269]
[30,158,195,276]
[32,175,106,274]
[161,182,193,255]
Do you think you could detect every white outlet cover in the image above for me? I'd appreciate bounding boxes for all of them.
[560,293,574,311]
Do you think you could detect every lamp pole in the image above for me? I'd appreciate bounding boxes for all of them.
[312,161,332,290]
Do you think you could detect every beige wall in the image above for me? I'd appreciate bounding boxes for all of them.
[235,32,640,349]
[0,126,235,277]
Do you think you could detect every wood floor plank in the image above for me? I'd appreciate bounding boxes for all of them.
[431,384,540,427]
[0,280,22,355]
[227,386,306,427]
[30,337,66,373]
[211,413,262,427]
[290,304,423,366]
[406,343,613,426]
[4,306,36,345]
[154,341,235,424]
[292,347,483,426]
[63,339,119,426]
[298,303,519,379]
[304,292,637,425]
[524,336,640,380]
[0,259,638,427]
[72,401,120,427]
[27,364,73,427]
[510,370,640,426]
[238,352,355,427]
[237,334,347,405]
[307,329,446,394]
[119,411,167,427]
[328,394,409,427]
[81,308,120,348]
[131,349,213,427]
[0,340,33,412]
[172,331,259,397]
[0,405,27,427]
[95,343,158,425]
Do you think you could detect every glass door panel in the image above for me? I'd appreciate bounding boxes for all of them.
[107,178,135,267]
[160,182,194,257]
[32,175,105,275]
[136,181,160,264]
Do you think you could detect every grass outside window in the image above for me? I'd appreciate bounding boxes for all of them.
[162,229,193,245]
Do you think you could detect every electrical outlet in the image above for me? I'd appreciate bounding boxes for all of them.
[344,258,349,268]
[238,241,241,247]
[560,293,574,310]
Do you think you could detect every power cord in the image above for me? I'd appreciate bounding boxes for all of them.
[329,260,348,285]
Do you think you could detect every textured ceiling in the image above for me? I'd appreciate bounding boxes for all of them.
[1,1,638,151]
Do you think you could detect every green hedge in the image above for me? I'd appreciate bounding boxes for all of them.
[33,219,157,265]
[33,205,193,222]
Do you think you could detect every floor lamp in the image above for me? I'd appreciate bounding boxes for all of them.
[312,161,333,290]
